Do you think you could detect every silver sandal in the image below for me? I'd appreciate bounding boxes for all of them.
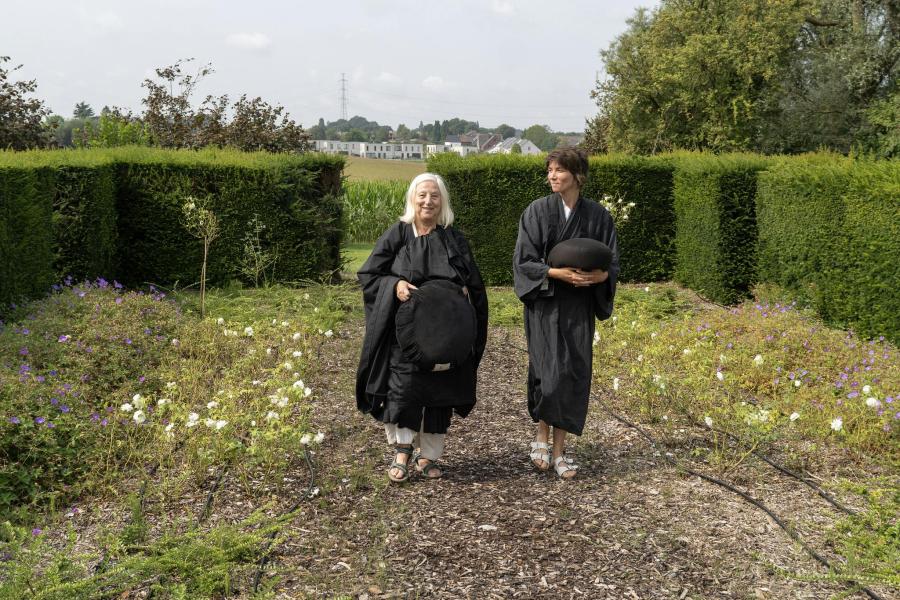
[529,441,551,471]
[553,455,578,479]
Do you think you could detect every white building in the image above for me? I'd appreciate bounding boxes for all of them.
[488,137,542,155]
[314,140,423,159]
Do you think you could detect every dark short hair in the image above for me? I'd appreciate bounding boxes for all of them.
[545,147,589,187]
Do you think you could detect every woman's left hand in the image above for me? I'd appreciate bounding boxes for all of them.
[575,269,608,286]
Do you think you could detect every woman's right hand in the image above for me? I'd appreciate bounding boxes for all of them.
[548,267,593,287]
[396,280,418,302]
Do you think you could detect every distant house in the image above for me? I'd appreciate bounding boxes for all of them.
[465,131,502,152]
[314,140,422,160]
[488,137,542,155]
[557,134,584,148]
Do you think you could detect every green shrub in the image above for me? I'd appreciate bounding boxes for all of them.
[427,153,675,285]
[342,179,407,242]
[673,153,770,304]
[0,148,345,296]
[756,156,899,340]
[0,167,55,307]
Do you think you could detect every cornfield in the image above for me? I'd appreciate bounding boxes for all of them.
[342,180,408,242]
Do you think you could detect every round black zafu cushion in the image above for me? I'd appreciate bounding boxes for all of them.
[395,279,476,370]
[548,238,613,271]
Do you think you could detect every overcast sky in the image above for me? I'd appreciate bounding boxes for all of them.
[6,0,659,133]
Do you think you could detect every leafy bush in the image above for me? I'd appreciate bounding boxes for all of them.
[342,179,407,242]
[756,156,899,341]
[673,153,770,304]
[427,153,675,285]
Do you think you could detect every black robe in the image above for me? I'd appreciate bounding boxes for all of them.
[513,193,619,435]
[356,221,488,433]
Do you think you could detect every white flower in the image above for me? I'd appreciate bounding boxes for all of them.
[217,317,225,326]
[716,371,724,381]
[292,379,305,389]
[186,202,196,210]
[206,400,219,410]
[133,410,146,424]
[314,308,319,313]
[304,387,312,397]
[250,420,257,426]
[186,412,200,427]
[650,332,657,339]
[683,348,692,355]
[281,321,289,327]
[612,377,620,392]
[862,385,872,395]
[628,202,636,207]
[719,354,727,363]
[704,416,713,428]
[265,411,279,421]
[165,381,177,390]
[831,417,843,432]
[292,350,303,358]
[275,396,289,408]
[252,379,262,386]
[120,403,134,413]
[132,394,145,409]
[637,354,643,362]
[171,338,179,346]
[789,412,800,421]
[292,332,302,341]
[303,293,310,300]
[204,418,215,428]
[165,423,175,435]
[283,361,293,371]
[244,326,254,337]
[753,354,764,366]
[214,419,228,430]
[794,380,801,388]
[324,329,334,338]
[643,286,650,292]
[271,319,277,325]
[662,415,668,421]
[300,433,312,445]
[314,432,325,444]
[866,397,879,408]
[157,398,168,407]
[266,347,273,356]
[630,320,637,328]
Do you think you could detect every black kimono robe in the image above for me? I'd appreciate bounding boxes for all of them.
[356,221,488,433]
[513,193,619,435]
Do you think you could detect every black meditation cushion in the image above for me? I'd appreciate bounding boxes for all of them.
[395,279,476,370]
[548,237,613,271]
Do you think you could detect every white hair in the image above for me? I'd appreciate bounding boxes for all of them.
[400,172,454,227]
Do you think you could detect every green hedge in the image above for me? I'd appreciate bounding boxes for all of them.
[0,148,344,302]
[427,153,675,285]
[0,168,55,307]
[757,156,899,340]
[673,153,770,304]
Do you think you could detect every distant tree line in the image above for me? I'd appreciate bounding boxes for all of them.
[586,0,898,157]
[1,58,310,152]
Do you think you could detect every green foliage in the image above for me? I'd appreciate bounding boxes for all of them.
[73,112,150,148]
[427,153,675,285]
[0,56,52,150]
[0,147,345,296]
[341,180,407,242]
[0,167,55,307]
[673,153,770,304]
[522,124,559,152]
[756,156,900,341]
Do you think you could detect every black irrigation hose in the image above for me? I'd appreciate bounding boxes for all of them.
[197,465,230,525]
[596,398,884,600]
[251,447,317,593]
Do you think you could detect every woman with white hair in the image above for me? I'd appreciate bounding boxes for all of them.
[356,172,488,483]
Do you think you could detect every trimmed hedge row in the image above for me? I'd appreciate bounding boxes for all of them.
[427,153,675,285]
[0,147,344,305]
[673,153,770,304]
[757,157,899,340]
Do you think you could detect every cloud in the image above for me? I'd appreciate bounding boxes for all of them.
[376,71,402,85]
[226,32,272,50]
[491,0,514,15]
[421,75,451,92]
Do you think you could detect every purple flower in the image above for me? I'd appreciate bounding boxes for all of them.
[21,328,30,335]
[58,334,70,343]
[51,398,59,406]
[113,280,123,289]
[34,417,45,424]
[138,376,145,383]
[31,528,42,536]
[35,375,45,383]
[115,297,123,305]
[49,370,58,377]
[60,405,70,413]
[9,416,20,425]
[100,418,108,426]
[91,413,99,421]
[97,277,108,288]
[125,339,132,345]
[19,347,28,356]
[46,421,55,428]
[886,397,894,404]
[848,391,859,399]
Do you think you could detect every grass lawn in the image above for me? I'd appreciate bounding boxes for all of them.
[344,156,426,181]
[342,242,374,274]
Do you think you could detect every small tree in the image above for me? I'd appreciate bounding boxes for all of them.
[0,56,53,150]
[239,214,277,287]
[181,197,220,318]
[73,101,95,119]
[510,142,523,154]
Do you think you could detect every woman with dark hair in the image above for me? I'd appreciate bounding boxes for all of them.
[513,147,619,479]
[356,173,488,483]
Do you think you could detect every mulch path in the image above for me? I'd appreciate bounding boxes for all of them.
[265,320,888,600]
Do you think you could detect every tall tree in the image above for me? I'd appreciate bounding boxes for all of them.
[523,124,560,151]
[73,101,94,119]
[0,56,53,150]
[494,123,516,139]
